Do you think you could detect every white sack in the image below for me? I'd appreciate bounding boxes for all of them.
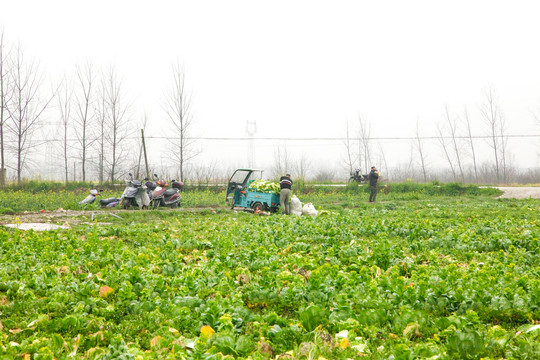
[302,203,318,217]
[290,195,303,216]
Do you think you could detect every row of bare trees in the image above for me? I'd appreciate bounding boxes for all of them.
[0,33,55,185]
[0,31,197,185]
[342,87,536,184]
[343,116,388,178]
[0,30,537,186]
[57,62,194,184]
[434,90,508,184]
[0,31,129,184]
[44,62,132,184]
[414,88,511,183]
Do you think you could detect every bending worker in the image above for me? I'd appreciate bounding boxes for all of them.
[279,173,293,215]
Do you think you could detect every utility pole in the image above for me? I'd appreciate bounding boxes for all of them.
[246,120,257,168]
[141,129,150,179]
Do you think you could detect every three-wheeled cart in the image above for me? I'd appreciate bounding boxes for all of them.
[226,168,280,212]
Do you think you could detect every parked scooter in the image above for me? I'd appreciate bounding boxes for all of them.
[120,173,151,209]
[349,169,368,183]
[99,197,121,208]
[144,174,159,199]
[150,175,183,208]
[79,189,100,205]
[79,188,121,207]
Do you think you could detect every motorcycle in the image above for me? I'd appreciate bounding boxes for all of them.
[150,175,183,208]
[120,173,151,209]
[349,169,368,183]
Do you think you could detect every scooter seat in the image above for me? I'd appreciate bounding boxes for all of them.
[145,182,156,191]
[100,197,120,206]
[164,188,178,197]
[124,188,138,198]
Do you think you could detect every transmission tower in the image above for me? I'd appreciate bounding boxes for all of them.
[246,120,257,168]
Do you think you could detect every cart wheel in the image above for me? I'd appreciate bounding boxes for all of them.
[252,202,264,213]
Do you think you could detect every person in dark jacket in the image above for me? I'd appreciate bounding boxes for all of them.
[368,166,380,202]
[279,174,293,215]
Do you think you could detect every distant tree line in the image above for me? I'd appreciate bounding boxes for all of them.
[340,88,539,185]
[0,30,538,186]
[0,31,195,186]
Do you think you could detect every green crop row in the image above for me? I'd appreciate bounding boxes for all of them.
[0,198,538,359]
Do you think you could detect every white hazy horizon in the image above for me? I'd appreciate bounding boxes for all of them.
[1,0,539,181]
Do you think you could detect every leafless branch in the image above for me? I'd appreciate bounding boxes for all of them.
[445,106,464,181]
[413,120,428,182]
[163,62,198,182]
[480,86,501,183]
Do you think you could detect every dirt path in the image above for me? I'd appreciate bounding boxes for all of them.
[496,187,540,199]
[1,188,538,228]
[0,207,216,228]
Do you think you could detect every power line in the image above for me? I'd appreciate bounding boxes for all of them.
[175,134,540,141]
[2,133,540,144]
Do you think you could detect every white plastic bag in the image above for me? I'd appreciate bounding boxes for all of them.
[290,195,303,216]
[302,203,318,217]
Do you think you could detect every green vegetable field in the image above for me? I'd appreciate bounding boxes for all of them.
[0,190,539,359]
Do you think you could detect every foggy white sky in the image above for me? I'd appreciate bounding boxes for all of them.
[1,0,539,178]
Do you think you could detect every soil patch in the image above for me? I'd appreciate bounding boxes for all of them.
[4,223,70,231]
[496,187,540,199]
[0,207,220,228]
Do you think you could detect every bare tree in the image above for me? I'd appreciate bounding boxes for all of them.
[444,106,464,181]
[357,115,371,173]
[193,160,218,187]
[413,120,428,182]
[464,107,479,182]
[293,153,311,181]
[101,66,131,184]
[498,113,509,183]
[6,45,53,183]
[272,143,291,178]
[0,31,11,185]
[376,142,388,179]
[73,62,95,182]
[480,87,501,183]
[163,63,197,182]
[406,144,416,180]
[437,124,456,180]
[57,77,72,182]
[203,161,218,186]
[342,121,356,175]
[193,165,206,188]
[94,79,108,183]
[392,160,412,182]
